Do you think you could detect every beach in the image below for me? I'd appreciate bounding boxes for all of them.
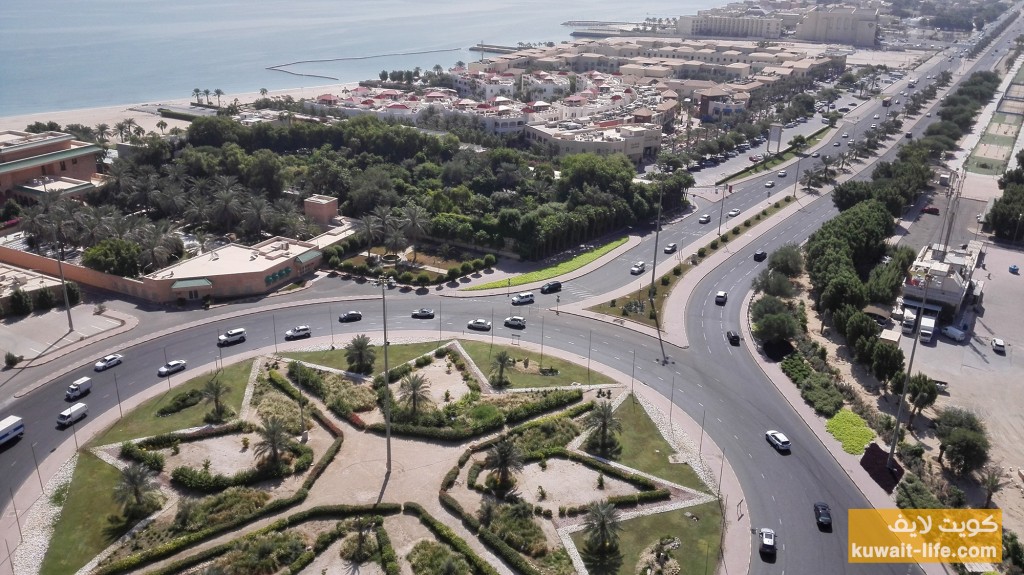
[0,83,368,137]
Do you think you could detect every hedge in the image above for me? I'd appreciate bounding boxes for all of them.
[303,437,344,490]
[268,369,304,403]
[366,419,504,441]
[137,420,249,450]
[506,401,594,437]
[503,389,583,424]
[95,489,309,575]
[606,488,671,508]
[156,389,203,416]
[403,502,500,575]
[467,462,484,489]
[477,527,543,575]
[170,442,313,492]
[157,107,200,121]
[441,464,460,491]
[438,491,479,533]
[377,527,401,575]
[119,441,165,472]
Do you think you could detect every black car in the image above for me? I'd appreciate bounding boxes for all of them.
[338,311,362,322]
[540,281,562,294]
[814,502,832,528]
[753,250,768,262]
[727,331,740,345]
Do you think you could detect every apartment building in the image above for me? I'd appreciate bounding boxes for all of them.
[901,241,983,316]
[678,13,784,39]
[0,130,102,203]
[794,5,880,47]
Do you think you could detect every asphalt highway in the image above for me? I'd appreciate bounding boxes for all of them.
[1,16,1020,573]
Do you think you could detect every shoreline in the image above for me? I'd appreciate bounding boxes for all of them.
[0,81,364,135]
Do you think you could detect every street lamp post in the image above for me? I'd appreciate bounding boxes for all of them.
[30,443,43,492]
[887,275,931,470]
[113,372,123,419]
[379,275,392,475]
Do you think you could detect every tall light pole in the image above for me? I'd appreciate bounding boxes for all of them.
[539,315,545,369]
[30,443,43,491]
[41,182,74,331]
[586,329,592,384]
[113,372,124,419]
[647,184,669,362]
[379,274,392,475]
[887,275,931,470]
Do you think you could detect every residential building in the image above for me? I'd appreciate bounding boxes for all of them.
[0,130,102,203]
[901,241,983,315]
[794,5,879,47]
[678,13,784,39]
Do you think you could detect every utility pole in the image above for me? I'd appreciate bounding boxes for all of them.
[379,274,392,475]
[887,275,931,470]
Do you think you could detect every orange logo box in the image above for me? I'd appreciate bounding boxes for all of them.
[849,509,1002,563]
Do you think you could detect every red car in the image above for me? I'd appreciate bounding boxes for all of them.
[923,206,940,215]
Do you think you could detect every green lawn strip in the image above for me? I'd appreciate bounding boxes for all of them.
[456,340,615,388]
[570,502,722,575]
[588,198,792,328]
[610,396,707,492]
[825,409,876,455]
[40,451,126,575]
[281,341,442,374]
[91,360,252,446]
[464,237,628,291]
[979,132,1017,146]
[720,128,829,185]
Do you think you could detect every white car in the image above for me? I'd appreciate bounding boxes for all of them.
[94,354,123,371]
[664,243,677,254]
[504,316,526,328]
[467,318,491,331]
[411,308,435,319]
[926,112,932,117]
[776,170,787,178]
[285,325,311,340]
[873,114,880,119]
[699,214,711,224]
[764,181,775,188]
[766,430,791,451]
[759,528,777,554]
[630,261,646,274]
[841,133,849,138]
[870,123,877,129]
[727,208,741,218]
[158,360,187,377]
[992,338,1006,353]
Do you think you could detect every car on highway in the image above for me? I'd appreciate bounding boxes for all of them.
[873,113,880,119]
[870,123,877,129]
[338,311,362,322]
[992,338,1006,353]
[467,319,491,331]
[754,250,768,262]
[811,152,820,158]
[664,243,677,254]
[749,154,763,162]
[833,142,841,147]
[511,292,535,305]
[630,261,646,274]
[158,360,187,377]
[94,354,123,371]
[727,330,740,345]
[285,325,311,340]
[841,133,849,138]
[926,112,932,117]
[727,208,741,217]
[814,502,833,528]
[922,205,940,215]
[776,170,787,178]
[759,528,777,554]
[698,214,711,224]
[218,328,247,346]
[412,308,435,319]
[715,291,728,304]
[540,281,562,294]
[504,316,526,328]
[766,429,791,451]
[764,180,775,188]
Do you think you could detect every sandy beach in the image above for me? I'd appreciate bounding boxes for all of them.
[0,82,362,136]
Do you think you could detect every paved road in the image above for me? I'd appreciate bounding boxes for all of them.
[1,13,1020,573]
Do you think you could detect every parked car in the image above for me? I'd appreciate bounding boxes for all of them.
[664,243,677,254]
[814,502,833,528]
[766,429,791,451]
[992,338,1006,353]
[338,311,362,322]
[158,360,187,377]
[412,308,435,319]
[753,250,768,262]
[504,316,526,328]
[94,354,123,371]
[218,328,247,346]
[630,261,646,274]
[285,325,311,340]
[467,319,491,331]
[540,281,562,294]
[699,214,711,224]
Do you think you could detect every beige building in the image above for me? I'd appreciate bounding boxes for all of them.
[0,130,102,204]
[678,14,783,39]
[795,5,879,47]
[901,241,983,315]
[525,123,662,164]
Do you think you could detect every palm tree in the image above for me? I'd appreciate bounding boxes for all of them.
[980,465,1006,508]
[402,203,429,261]
[94,123,111,143]
[202,375,231,421]
[490,350,512,387]
[905,372,938,429]
[581,501,624,575]
[383,227,406,257]
[345,334,376,374]
[156,120,167,134]
[483,436,523,489]
[399,372,432,417]
[259,88,268,98]
[209,187,243,232]
[585,401,622,453]
[358,214,382,247]
[192,88,202,104]
[253,415,290,467]
[203,89,212,104]
[242,196,274,239]
[214,88,224,107]
[112,463,160,514]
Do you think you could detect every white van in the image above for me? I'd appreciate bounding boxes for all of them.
[57,403,88,427]
[511,292,535,305]
[66,376,92,400]
[0,416,25,446]
[942,326,967,342]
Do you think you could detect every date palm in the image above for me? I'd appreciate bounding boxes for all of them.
[585,401,622,453]
[192,88,202,104]
[155,120,167,134]
[259,88,268,98]
[94,123,111,143]
[345,334,376,374]
[203,89,211,104]
[113,462,160,513]
[210,186,243,232]
[399,372,432,417]
[483,436,523,489]
[202,375,231,421]
[214,88,224,107]
[383,227,406,257]
[402,203,429,261]
[980,464,1006,508]
[490,350,512,388]
[242,196,274,239]
[254,415,290,467]
[581,501,623,575]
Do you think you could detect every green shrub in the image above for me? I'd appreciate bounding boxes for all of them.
[5,352,21,368]
[825,409,875,454]
[156,389,203,416]
[120,441,166,472]
[731,226,741,236]
[896,472,943,509]
[660,275,670,286]
[399,271,414,284]
[504,390,583,424]
[447,267,461,281]
[743,219,752,227]
[673,265,682,276]
[460,261,473,274]
[709,240,719,250]
[403,502,500,575]
[416,272,431,285]
[697,247,707,258]
[483,254,497,267]
[472,259,485,271]
[720,234,729,243]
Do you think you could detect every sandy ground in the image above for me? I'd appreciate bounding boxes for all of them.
[0,82,360,135]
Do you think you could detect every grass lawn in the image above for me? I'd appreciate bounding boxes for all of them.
[980,132,1017,146]
[720,128,830,185]
[570,502,722,575]
[965,154,1008,175]
[91,360,252,446]
[281,341,443,374]
[39,451,127,575]
[588,198,791,328]
[609,395,707,492]
[464,237,628,291]
[457,340,616,388]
